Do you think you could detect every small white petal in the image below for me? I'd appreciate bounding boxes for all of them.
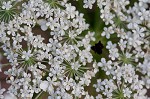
[41,25,48,31]
[40,81,49,91]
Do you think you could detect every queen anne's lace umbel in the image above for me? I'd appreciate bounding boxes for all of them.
[0,0,98,98]
[0,0,150,99]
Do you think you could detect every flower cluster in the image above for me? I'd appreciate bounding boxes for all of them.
[0,0,98,98]
[0,0,150,99]
[82,0,130,25]
[81,0,150,98]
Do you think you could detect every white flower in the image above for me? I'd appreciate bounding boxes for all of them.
[72,84,85,98]
[106,41,119,60]
[2,1,12,10]
[62,78,74,91]
[101,26,114,39]
[22,50,33,61]
[65,4,76,19]
[123,88,132,98]
[37,19,48,31]
[83,0,96,9]
[40,81,49,91]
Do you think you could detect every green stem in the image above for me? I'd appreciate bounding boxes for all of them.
[35,91,44,99]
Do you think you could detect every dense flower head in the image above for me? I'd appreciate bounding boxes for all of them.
[73,0,150,98]
[0,0,149,99]
[0,0,98,98]
[82,0,150,98]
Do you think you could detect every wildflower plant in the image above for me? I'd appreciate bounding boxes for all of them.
[0,0,149,99]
